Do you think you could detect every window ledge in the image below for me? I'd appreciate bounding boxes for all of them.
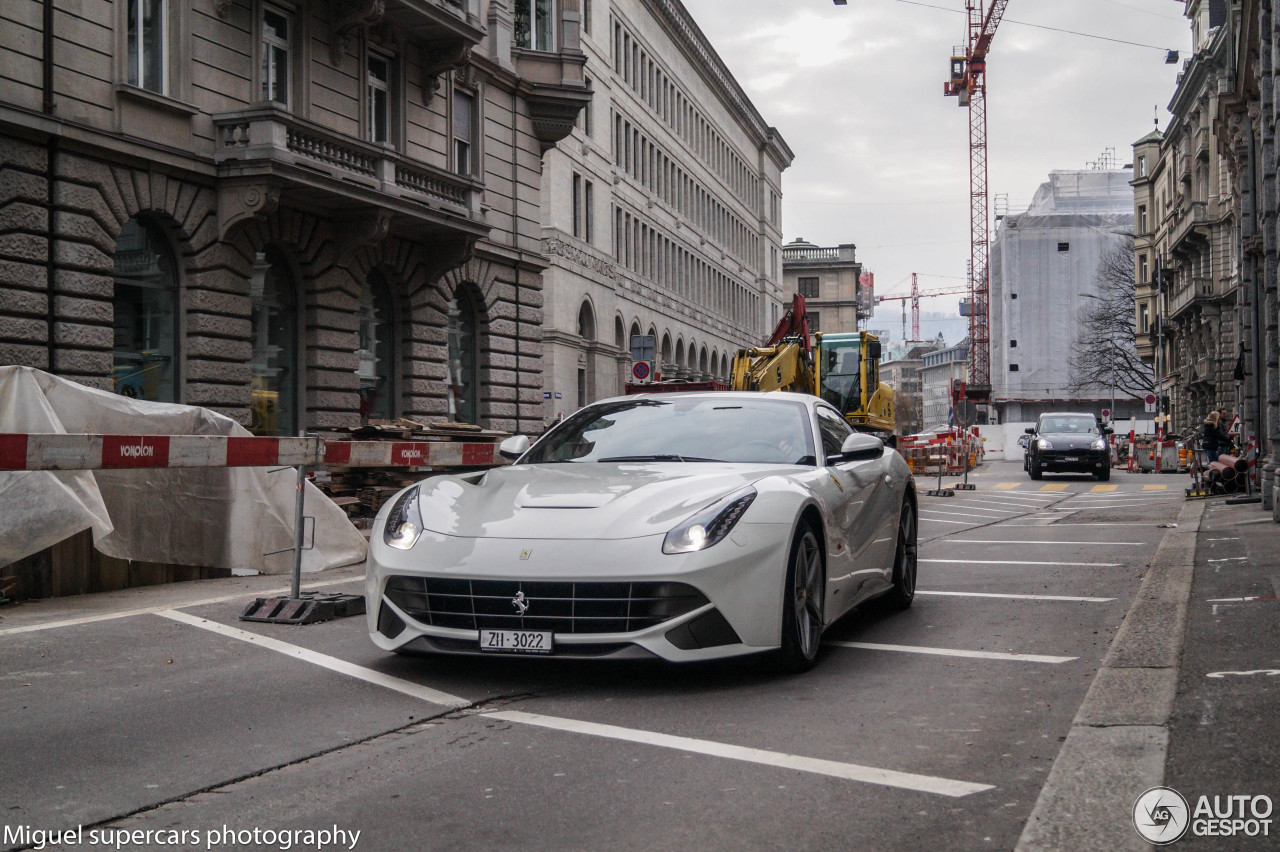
[114,84,200,117]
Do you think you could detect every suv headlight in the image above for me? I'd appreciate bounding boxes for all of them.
[1091,438,1107,451]
[1036,438,1054,450]
[663,486,757,554]
[383,486,423,550]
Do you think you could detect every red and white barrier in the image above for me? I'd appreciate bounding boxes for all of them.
[0,433,503,472]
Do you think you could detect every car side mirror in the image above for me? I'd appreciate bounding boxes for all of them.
[1024,427,1035,434]
[498,435,530,460]
[1103,427,1114,435]
[836,433,884,464]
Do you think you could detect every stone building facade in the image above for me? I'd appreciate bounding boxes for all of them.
[537,0,792,417]
[1132,1,1239,438]
[0,0,588,434]
[781,239,865,336]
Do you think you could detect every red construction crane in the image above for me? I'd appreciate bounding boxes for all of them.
[943,0,1008,404]
[877,273,971,340]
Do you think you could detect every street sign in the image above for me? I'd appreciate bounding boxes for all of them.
[631,361,652,382]
[1101,408,1111,420]
[1144,393,1157,413]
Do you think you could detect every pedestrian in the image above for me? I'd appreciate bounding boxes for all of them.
[1217,408,1236,456]
[1201,410,1221,465]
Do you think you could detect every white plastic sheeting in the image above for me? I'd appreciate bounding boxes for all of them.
[0,366,367,574]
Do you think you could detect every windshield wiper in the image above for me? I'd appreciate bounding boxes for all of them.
[598,454,725,463]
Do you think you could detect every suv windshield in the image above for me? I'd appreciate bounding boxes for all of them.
[1038,415,1099,434]
[524,397,817,465]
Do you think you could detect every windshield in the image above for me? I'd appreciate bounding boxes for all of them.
[820,339,861,415]
[523,397,817,465]
[1038,415,1100,434]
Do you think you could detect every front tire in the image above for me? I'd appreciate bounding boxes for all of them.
[1029,459,1043,480]
[777,523,824,673]
[884,499,918,610]
[1096,465,1111,482]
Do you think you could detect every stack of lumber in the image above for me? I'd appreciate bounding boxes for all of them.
[315,418,507,527]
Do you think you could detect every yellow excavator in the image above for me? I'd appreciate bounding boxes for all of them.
[730,294,894,435]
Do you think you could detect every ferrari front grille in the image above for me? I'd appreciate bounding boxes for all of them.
[383,577,710,634]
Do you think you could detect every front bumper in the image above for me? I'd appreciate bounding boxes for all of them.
[1037,450,1107,472]
[365,521,793,663]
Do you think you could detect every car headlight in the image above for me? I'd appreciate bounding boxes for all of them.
[663,486,757,555]
[1091,439,1107,451]
[1036,438,1054,450]
[383,486,423,550]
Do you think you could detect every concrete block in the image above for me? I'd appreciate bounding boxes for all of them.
[183,360,253,384]
[54,239,112,273]
[0,288,48,316]
[1,201,48,232]
[53,322,111,349]
[185,288,251,317]
[4,317,48,342]
[0,138,49,173]
[0,233,47,263]
[0,171,49,206]
[185,313,252,339]
[185,336,252,361]
[54,269,112,298]
[184,383,249,408]
[53,295,112,323]
[51,349,112,375]
[304,349,359,372]
[0,259,46,290]
[53,211,114,254]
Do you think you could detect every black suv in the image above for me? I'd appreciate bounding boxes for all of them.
[1025,412,1113,481]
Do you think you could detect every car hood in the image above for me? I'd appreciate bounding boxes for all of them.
[1038,432,1104,450]
[412,463,796,540]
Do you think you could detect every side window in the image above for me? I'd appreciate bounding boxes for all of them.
[816,406,852,459]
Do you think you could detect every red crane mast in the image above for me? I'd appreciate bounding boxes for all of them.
[877,273,972,340]
[943,0,1008,404]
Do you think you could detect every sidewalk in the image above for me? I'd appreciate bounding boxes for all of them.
[1163,499,1280,850]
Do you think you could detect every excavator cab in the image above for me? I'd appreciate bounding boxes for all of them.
[815,332,894,436]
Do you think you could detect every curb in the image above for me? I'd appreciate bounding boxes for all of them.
[1014,499,1206,851]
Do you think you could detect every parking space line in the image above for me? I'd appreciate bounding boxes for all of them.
[993,483,1023,490]
[943,539,1143,547]
[485,710,993,797]
[920,508,1015,519]
[1143,485,1169,491]
[916,590,1114,602]
[921,558,1123,567]
[155,610,472,708]
[1037,483,1068,492]
[154,612,995,798]
[0,577,362,637]
[922,504,1019,516]
[1089,485,1119,493]
[825,640,1076,664]
[920,517,979,525]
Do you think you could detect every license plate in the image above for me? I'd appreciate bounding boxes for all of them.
[1064,456,1081,462]
[479,629,553,654]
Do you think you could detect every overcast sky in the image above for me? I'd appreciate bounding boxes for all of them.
[679,0,1190,343]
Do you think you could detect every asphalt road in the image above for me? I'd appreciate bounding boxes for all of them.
[1,460,1191,852]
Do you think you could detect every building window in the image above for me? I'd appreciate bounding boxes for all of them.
[577,368,587,408]
[127,0,167,93]
[452,88,474,175]
[261,6,290,106]
[1138,155,1147,177]
[113,219,177,403]
[514,0,555,51]
[367,53,391,144]
[1139,253,1149,284]
[249,249,298,436]
[1138,204,1148,234]
[1009,339,1017,348]
[447,290,479,424]
[806,311,820,332]
[572,172,582,238]
[1057,242,1070,252]
[581,75,593,136]
[582,0,591,36]
[798,276,819,298]
[357,271,396,423]
[1140,303,1150,334]
[584,180,594,243]
[1009,364,1020,372]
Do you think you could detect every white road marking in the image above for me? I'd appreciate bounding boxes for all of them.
[825,640,1076,664]
[1207,557,1249,563]
[920,558,1123,567]
[920,505,1020,516]
[960,499,1059,510]
[920,517,980,525]
[1000,522,1147,527]
[0,577,362,637]
[1223,518,1277,526]
[943,539,1144,547]
[916,590,1114,602]
[1204,596,1272,603]
[156,611,994,798]
[1206,670,1280,678]
[485,710,993,797]
[1049,503,1163,511]
[155,610,471,708]
[921,508,1015,519]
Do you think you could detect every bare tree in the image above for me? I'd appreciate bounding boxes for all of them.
[1068,234,1153,399]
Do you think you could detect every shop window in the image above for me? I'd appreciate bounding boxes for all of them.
[127,0,167,93]
[447,290,479,424]
[357,271,396,423]
[112,218,177,402]
[514,0,555,51]
[249,250,298,436]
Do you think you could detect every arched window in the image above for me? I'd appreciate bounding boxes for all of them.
[357,271,396,423]
[112,218,178,402]
[614,316,625,351]
[447,289,479,424]
[249,249,298,436]
[577,300,596,340]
